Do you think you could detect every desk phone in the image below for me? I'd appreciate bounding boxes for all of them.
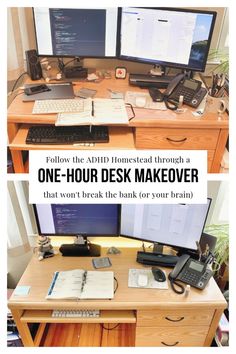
[163,74,207,108]
[169,254,213,290]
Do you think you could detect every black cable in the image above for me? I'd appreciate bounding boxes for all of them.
[126,103,135,121]
[57,57,82,74]
[114,277,118,294]
[164,97,178,111]
[142,242,146,252]
[169,279,185,294]
[10,71,28,94]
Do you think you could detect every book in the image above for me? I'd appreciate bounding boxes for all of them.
[55,98,129,126]
[46,269,114,300]
[128,269,168,289]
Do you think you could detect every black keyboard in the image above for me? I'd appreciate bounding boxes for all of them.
[26,125,109,144]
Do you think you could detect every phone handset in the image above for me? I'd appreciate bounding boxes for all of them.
[163,73,185,110]
[168,254,190,294]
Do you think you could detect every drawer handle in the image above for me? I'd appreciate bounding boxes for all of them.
[161,341,179,346]
[166,137,187,143]
[165,316,184,322]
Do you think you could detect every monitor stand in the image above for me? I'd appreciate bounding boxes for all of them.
[152,242,174,256]
[152,242,164,254]
[149,65,166,76]
[59,236,101,257]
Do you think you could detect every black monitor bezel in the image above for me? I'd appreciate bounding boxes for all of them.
[120,198,212,252]
[33,204,121,237]
[32,7,120,59]
[117,7,217,72]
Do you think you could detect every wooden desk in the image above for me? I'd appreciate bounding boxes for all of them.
[8,76,228,173]
[8,248,226,347]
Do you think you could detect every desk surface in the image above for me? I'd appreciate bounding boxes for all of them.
[8,75,228,129]
[8,247,226,311]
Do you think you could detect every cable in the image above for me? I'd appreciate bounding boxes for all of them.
[100,323,120,331]
[9,71,28,94]
[126,103,135,121]
[169,279,185,294]
[114,277,118,294]
[164,97,178,111]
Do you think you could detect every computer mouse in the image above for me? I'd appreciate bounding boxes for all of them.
[152,267,166,282]
[135,96,147,108]
[148,87,164,102]
[137,274,148,287]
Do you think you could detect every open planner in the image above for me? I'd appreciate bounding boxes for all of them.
[46,269,114,300]
[55,98,129,126]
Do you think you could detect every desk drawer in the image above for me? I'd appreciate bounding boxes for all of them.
[135,128,219,149]
[135,326,209,347]
[137,309,214,327]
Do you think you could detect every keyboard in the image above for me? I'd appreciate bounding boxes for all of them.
[52,309,100,318]
[26,125,109,144]
[32,99,84,114]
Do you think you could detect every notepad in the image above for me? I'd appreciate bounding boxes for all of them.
[128,269,168,289]
[55,98,129,126]
[46,269,114,300]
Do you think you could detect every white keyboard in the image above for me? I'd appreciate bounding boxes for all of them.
[52,309,100,318]
[32,99,84,114]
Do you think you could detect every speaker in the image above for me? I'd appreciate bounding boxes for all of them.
[25,50,42,80]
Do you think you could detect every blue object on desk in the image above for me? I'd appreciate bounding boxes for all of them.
[13,286,31,296]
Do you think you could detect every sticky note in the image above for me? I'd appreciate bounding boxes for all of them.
[13,286,31,296]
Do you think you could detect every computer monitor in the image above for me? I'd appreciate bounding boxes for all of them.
[118,7,216,73]
[120,200,211,253]
[33,8,119,57]
[33,204,120,256]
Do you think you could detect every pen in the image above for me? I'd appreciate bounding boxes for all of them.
[81,271,87,293]
[90,100,94,134]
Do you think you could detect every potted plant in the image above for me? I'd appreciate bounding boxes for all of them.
[207,49,229,75]
[204,224,229,289]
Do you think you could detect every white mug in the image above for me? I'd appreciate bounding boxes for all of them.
[205,95,227,114]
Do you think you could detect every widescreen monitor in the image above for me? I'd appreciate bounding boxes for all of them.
[119,7,216,72]
[120,200,211,251]
[33,204,120,236]
[33,8,119,57]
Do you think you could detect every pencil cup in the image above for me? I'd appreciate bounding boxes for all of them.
[205,95,227,114]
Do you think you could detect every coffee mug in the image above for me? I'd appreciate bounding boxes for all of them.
[205,95,227,114]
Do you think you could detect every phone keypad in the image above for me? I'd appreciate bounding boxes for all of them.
[173,87,195,103]
[179,270,200,285]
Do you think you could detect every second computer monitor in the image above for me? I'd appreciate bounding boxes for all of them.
[120,201,211,251]
[119,7,216,72]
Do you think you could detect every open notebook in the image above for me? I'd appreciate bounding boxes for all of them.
[46,269,114,300]
[55,98,129,126]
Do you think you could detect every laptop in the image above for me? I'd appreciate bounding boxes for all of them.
[22,83,74,101]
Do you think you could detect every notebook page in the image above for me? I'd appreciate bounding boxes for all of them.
[80,271,114,299]
[46,269,84,299]
[93,98,129,124]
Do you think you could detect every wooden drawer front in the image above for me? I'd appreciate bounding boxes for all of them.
[135,326,209,347]
[207,150,214,172]
[135,128,219,149]
[137,309,214,327]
